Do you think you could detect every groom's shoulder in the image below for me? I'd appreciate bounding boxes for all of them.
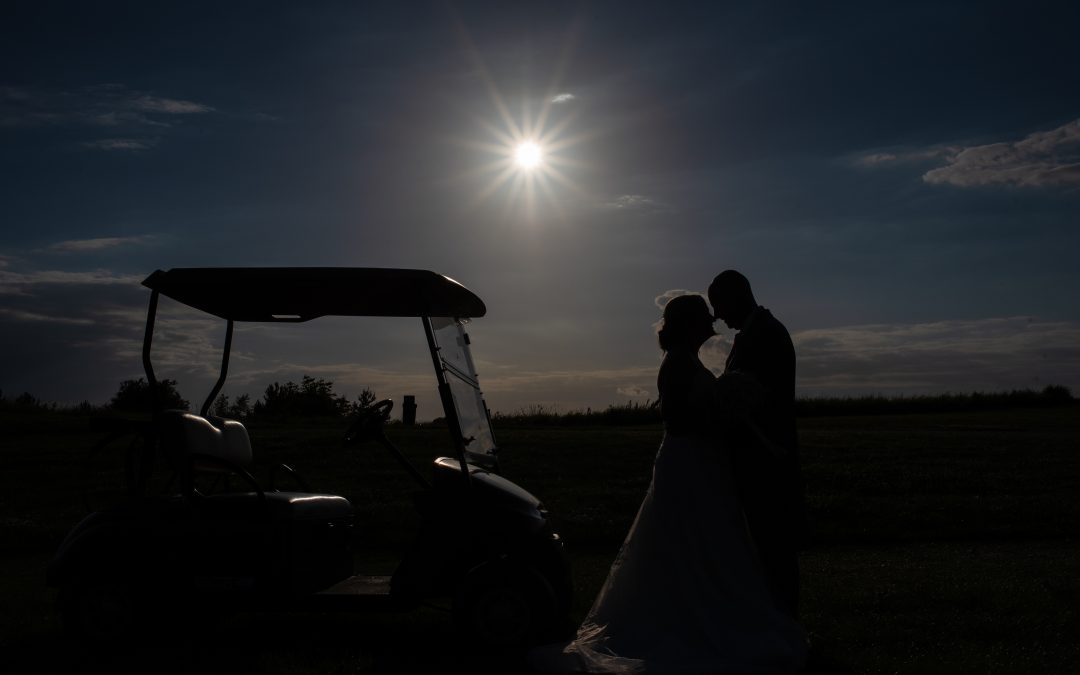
[748,307,789,335]
[753,308,795,351]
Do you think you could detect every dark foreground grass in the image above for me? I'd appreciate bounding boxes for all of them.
[1,405,1078,673]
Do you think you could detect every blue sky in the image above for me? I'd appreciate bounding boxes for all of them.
[3,1,1079,416]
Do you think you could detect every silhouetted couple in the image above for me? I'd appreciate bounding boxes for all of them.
[532,271,807,674]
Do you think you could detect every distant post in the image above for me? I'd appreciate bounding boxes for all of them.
[402,395,417,426]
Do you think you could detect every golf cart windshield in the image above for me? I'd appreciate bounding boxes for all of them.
[429,317,497,469]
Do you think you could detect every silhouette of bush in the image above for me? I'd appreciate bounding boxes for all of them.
[0,391,57,411]
[110,378,190,412]
[211,393,252,420]
[251,375,376,419]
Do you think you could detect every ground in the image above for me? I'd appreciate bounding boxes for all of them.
[1,405,1077,673]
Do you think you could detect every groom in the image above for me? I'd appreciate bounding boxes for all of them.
[708,270,805,617]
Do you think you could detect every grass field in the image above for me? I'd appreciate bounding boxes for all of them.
[1,404,1078,673]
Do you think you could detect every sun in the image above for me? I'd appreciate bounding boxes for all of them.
[514,141,542,169]
[456,50,591,220]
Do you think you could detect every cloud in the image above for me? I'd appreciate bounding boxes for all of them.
[0,308,94,325]
[0,267,143,294]
[1,85,213,150]
[82,138,158,152]
[46,235,157,253]
[921,119,1080,188]
[653,289,700,310]
[89,112,170,128]
[550,92,576,104]
[132,96,213,114]
[600,194,669,213]
[476,365,660,412]
[853,147,955,167]
[789,317,1080,395]
[855,152,898,166]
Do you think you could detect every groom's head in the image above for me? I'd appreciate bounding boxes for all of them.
[708,270,757,330]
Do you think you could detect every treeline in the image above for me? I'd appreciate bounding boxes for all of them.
[492,401,663,427]
[2,383,1074,424]
[795,385,1075,417]
[490,385,1076,426]
[0,375,376,420]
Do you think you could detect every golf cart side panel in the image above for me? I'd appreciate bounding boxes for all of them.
[142,268,486,321]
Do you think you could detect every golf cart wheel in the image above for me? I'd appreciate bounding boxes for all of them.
[453,560,557,648]
[59,575,141,641]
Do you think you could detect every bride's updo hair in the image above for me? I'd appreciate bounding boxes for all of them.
[657,294,715,352]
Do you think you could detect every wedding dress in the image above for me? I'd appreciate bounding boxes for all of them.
[533,353,806,674]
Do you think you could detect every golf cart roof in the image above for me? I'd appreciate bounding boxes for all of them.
[143,267,486,321]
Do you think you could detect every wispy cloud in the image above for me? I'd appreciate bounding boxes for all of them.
[45,235,158,253]
[131,96,213,115]
[478,365,660,411]
[1,84,213,151]
[0,308,95,325]
[853,147,955,167]
[600,193,669,213]
[81,138,158,152]
[0,267,143,295]
[921,119,1080,188]
[551,92,576,104]
[653,289,700,310]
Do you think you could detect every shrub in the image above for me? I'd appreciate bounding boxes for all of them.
[251,375,376,419]
[110,378,189,412]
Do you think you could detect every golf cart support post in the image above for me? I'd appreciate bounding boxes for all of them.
[140,267,499,475]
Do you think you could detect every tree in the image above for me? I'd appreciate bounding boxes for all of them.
[110,378,189,412]
[353,387,377,411]
[211,393,252,419]
[252,375,375,418]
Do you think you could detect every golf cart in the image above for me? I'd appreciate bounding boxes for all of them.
[48,267,571,646]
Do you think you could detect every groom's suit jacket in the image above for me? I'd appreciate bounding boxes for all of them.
[724,306,805,542]
[725,306,797,453]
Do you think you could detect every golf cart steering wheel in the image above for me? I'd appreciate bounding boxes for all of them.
[343,398,395,444]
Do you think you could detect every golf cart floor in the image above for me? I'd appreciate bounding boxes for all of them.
[306,575,397,611]
[320,575,392,596]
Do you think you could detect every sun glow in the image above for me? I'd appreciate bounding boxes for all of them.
[514,141,542,169]
[454,34,593,221]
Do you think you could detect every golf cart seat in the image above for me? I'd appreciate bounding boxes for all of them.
[159,411,352,521]
[162,411,253,470]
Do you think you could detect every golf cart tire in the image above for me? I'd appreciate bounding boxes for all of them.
[453,559,559,648]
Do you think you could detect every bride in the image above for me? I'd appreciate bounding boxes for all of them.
[533,294,807,674]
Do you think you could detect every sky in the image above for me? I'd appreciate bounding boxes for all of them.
[3,1,1080,419]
